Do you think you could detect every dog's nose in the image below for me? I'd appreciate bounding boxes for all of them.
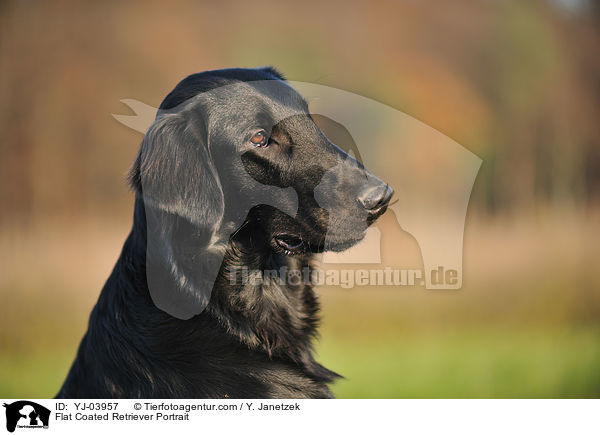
[358,184,393,216]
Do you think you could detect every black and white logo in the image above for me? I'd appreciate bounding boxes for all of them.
[3,401,50,433]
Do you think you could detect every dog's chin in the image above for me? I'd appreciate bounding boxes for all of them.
[322,233,366,252]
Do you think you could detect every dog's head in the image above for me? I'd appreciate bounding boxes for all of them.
[130,67,392,318]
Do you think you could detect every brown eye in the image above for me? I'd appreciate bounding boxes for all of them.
[250,130,269,147]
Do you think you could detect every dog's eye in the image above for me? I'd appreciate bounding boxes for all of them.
[249,130,269,147]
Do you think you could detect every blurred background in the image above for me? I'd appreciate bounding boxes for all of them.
[1,0,599,398]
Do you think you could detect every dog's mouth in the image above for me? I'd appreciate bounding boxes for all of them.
[272,231,368,256]
[322,233,367,252]
[272,234,305,255]
[270,207,383,256]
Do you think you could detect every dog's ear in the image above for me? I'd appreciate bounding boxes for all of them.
[130,111,224,229]
[130,110,226,320]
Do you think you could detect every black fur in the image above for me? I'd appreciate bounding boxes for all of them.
[57,67,391,398]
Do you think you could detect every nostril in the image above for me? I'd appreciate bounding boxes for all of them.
[358,184,393,211]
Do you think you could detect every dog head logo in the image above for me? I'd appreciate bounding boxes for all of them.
[3,401,50,433]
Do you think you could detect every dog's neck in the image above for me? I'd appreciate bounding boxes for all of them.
[98,198,334,381]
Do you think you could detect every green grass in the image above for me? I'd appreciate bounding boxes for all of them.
[1,327,598,398]
[0,348,74,398]
[316,327,600,398]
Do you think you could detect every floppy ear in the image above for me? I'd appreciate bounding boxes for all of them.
[130,111,224,229]
[131,110,226,320]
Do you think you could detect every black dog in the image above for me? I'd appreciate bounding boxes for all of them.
[57,67,392,398]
